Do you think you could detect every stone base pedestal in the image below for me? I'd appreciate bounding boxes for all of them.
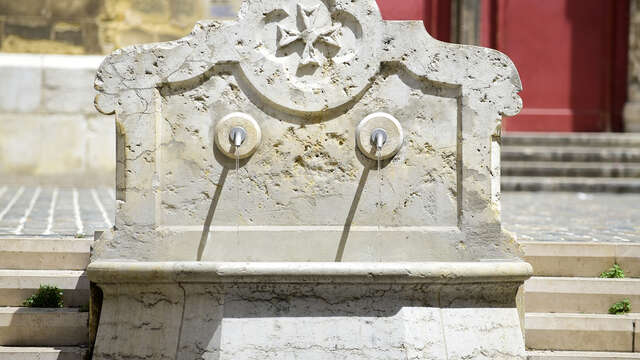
[88,262,531,360]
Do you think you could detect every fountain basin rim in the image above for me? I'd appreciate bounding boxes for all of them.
[88,261,532,284]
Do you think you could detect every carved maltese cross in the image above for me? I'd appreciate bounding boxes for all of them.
[277,4,341,66]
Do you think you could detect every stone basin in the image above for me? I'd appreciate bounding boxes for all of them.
[88,261,531,359]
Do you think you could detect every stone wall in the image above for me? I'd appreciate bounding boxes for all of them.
[0,0,241,55]
[0,54,114,185]
[0,0,103,54]
[0,0,240,184]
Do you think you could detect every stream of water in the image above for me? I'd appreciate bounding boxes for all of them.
[377,150,382,248]
[235,151,240,243]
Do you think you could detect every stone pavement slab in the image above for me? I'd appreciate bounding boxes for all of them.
[0,185,114,237]
[502,192,640,243]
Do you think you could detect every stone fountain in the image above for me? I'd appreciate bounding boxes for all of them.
[89,0,530,358]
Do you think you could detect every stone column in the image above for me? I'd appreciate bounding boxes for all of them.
[450,0,482,45]
[625,0,640,132]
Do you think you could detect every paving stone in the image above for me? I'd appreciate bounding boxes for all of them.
[0,185,113,237]
[502,192,640,243]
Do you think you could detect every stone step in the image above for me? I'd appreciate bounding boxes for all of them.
[0,270,89,307]
[502,146,640,162]
[0,238,91,270]
[528,351,640,359]
[524,277,640,314]
[525,313,640,352]
[0,346,87,360]
[503,132,640,148]
[502,161,640,178]
[502,177,640,193]
[520,241,640,277]
[0,307,88,346]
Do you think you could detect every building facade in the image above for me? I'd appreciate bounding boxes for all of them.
[383,0,636,133]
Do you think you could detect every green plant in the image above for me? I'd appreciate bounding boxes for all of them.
[608,299,631,315]
[600,264,625,279]
[23,285,64,308]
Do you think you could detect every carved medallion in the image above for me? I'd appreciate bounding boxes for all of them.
[235,0,382,114]
[276,4,341,67]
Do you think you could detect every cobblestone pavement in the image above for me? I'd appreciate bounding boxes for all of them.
[1,185,638,243]
[0,185,114,237]
[502,192,640,243]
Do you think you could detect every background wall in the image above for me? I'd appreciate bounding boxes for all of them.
[0,0,240,55]
[0,54,112,185]
[0,0,241,185]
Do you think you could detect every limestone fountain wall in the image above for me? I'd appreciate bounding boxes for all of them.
[88,0,530,358]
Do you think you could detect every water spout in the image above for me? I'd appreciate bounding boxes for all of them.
[229,127,247,148]
[371,128,387,151]
[229,127,246,243]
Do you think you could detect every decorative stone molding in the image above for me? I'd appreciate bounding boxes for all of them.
[89,260,533,284]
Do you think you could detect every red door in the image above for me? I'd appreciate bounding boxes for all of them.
[376,0,451,42]
[484,0,629,132]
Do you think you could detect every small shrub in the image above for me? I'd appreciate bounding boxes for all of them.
[600,264,625,279]
[608,299,631,315]
[23,285,64,308]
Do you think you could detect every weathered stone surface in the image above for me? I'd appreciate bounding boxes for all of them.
[93,0,523,263]
[89,1,527,358]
